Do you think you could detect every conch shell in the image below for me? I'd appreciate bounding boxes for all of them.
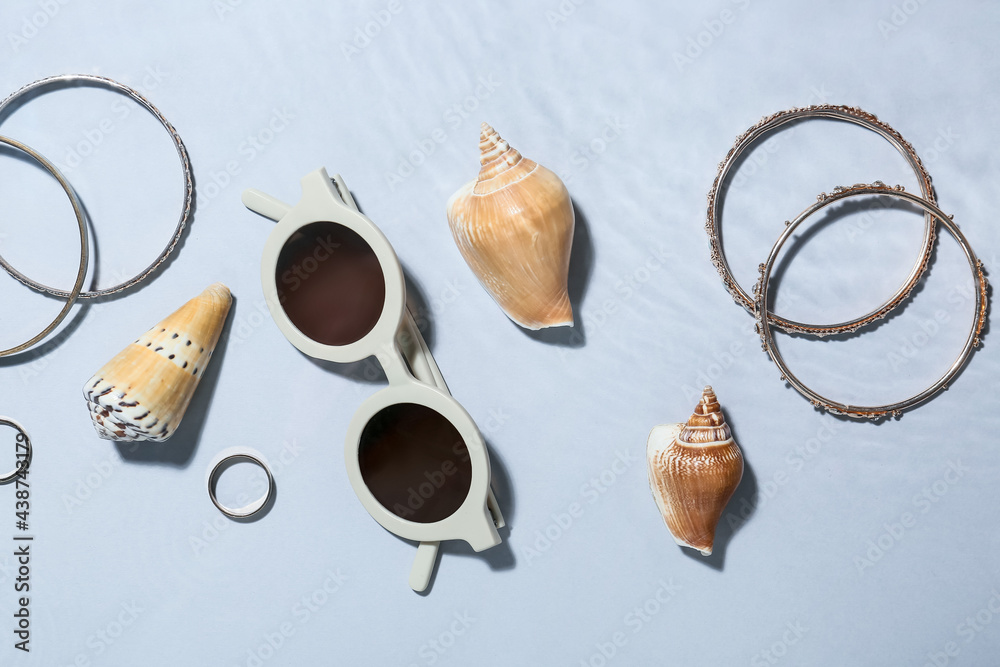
[446,123,575,330]
[646,386,744,555]
[83,283,233,442]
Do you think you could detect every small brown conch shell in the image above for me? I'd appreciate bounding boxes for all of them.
[83,283,233,442]
[646,386,744,555]
[446,123,575,330]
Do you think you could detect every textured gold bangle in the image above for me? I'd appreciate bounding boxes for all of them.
[707,104,937,336]
[754,183,988,420]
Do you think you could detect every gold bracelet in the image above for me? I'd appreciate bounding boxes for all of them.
[754,183,988,420]
[707,105,936,336]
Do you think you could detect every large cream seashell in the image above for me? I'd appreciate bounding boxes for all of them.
[83,283,233,442]
[646,386,744,556]
[446,122,575,330]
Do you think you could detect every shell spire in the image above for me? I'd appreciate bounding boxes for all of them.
[646,387,744,556]
[475,123,529,188]
[447,123,575,330]
[679,386,732,444]
[83,283,233,442]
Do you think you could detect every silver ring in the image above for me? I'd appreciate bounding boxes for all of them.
[0,135,88,357]
[0,417,31,485]
[0,74,192,299]
[208,451,275,519]
[755,183,988,420]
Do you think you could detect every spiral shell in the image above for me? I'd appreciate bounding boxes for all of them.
[83,283,232,442]
[446,123,575,330]
[646,386,744,555]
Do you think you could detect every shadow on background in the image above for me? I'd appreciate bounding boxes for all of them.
[404,442,516,595]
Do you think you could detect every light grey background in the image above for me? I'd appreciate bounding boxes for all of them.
[0,1,998,665]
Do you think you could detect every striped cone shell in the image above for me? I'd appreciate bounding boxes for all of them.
[83,283,232,442]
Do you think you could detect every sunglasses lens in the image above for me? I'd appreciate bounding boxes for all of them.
[275,221,385,346]
[358,403,473,524]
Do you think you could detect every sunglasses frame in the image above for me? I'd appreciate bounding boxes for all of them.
[243,168,504,591]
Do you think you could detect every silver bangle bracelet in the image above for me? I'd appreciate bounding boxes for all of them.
[708,104,937,336]
[0,135,88,357]
[754,182,988,420]
[0,74,192,299]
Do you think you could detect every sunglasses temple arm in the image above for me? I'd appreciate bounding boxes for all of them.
[487,487,506,529]
[400,310,507,531]
[330,173,360,211]
[328,173,447,393]
[398,309,450,394]
[242,188,291,221]
[409,541,439,592]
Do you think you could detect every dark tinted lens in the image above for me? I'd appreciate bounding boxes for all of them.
[358,403,473,524]
[275,221,385,346]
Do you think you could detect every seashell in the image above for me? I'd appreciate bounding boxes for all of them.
[446,122,575,330]
[646,386,743,556]
[83,283,233,442]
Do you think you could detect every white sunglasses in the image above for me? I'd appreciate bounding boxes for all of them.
[243,168,505,591]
